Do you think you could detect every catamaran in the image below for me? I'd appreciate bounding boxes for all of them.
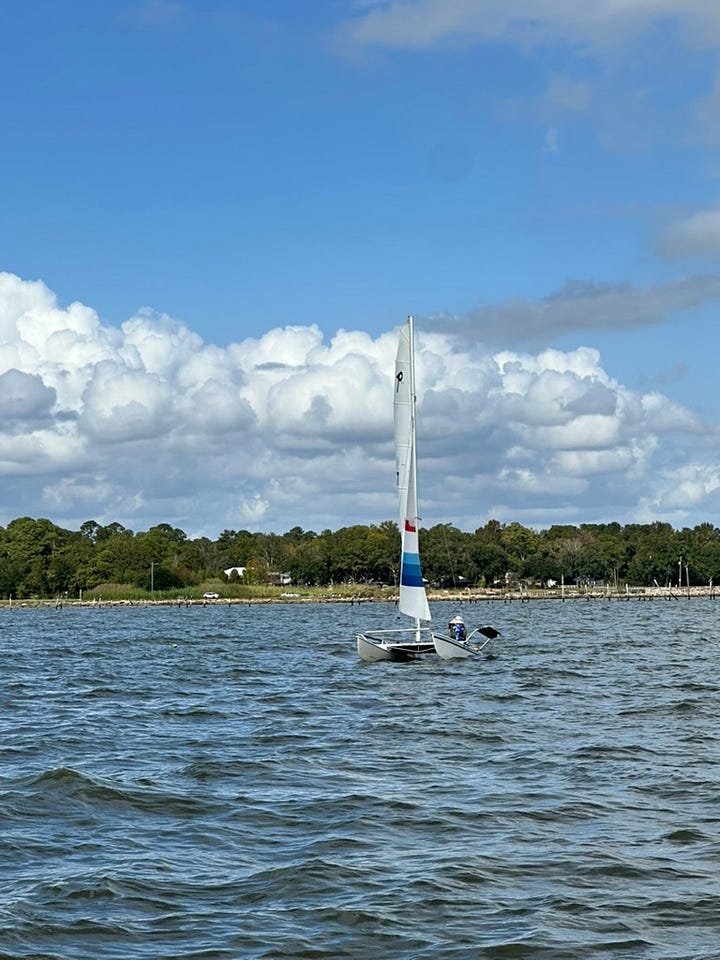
[356,315,501,662]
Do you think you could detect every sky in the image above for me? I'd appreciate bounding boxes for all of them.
[2,0,720,539]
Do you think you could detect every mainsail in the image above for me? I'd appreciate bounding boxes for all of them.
[394,316,431,623]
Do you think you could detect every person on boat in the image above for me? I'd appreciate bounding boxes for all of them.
[449,615,467,642]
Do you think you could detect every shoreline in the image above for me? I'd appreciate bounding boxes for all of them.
[0,585,717,609]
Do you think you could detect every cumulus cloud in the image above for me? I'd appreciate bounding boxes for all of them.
[0,369,56,425]
[0,271,718,535]
[636,464,720,525]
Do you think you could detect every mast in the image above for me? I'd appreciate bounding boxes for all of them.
[408,315,422,641]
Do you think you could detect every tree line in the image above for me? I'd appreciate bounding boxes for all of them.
[1,516,719,600]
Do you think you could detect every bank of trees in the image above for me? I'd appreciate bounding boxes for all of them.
[0,516,718,599]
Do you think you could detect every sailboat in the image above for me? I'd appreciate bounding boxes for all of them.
[356,315,435,662]
[356,316,501,662]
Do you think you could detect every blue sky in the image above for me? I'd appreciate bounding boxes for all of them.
[2,0,720,538]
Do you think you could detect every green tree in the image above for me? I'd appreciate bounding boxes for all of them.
[79,527,140,588]
[179,536,220,577]
[420,524,473,587]
[1,517,76,598]
[216,529,256,570]
[288,536,330,585]
[684,523,720,585]
[500,522,540,574]
[139,564,185,591]
[624,522,679,586]
[469,535,509,586]
[326,525,395,583]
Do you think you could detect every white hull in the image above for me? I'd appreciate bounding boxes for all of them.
[433,633,482,659]
[432,626,500,660]
[357,632,435,662]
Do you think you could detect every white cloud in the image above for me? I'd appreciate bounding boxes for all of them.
[80,364,175,443]
[553,447,637,477]
[637,463,720,521]
[641,392,702,432]
[0,369,56,423]
[335,0,720,52]
[1,271,719,535]
[238,494,270,525]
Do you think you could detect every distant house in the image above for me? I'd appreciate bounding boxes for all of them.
[224,566,292,586]
[269,571,293,586]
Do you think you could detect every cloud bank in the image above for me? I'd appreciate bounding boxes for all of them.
[0,271,717,536]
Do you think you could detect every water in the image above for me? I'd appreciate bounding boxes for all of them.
[1,597,719,959]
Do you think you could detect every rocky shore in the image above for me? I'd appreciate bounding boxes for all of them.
[1,584,717,609]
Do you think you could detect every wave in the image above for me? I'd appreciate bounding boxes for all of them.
[1,766,219,819]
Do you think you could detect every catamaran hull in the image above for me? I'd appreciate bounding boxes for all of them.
[357,633,435,663]
[433,634,484,659]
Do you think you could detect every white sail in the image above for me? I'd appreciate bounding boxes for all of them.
[395,316,431,623]
[394,318,412,527]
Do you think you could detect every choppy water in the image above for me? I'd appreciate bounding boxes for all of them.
[1,597,719,959]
